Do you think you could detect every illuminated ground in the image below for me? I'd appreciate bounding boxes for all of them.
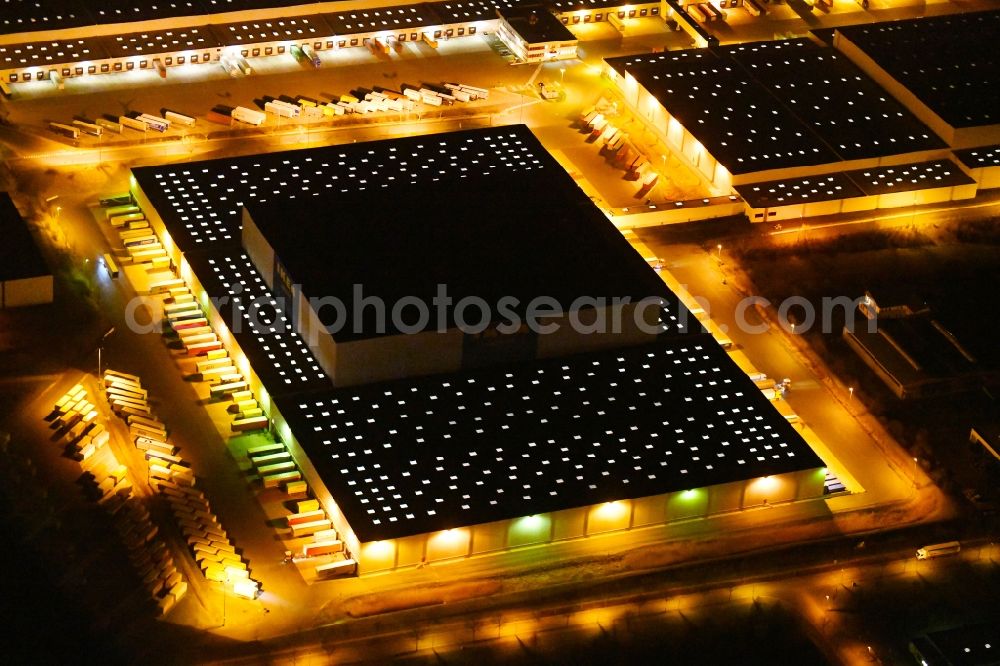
[0,0,997,662]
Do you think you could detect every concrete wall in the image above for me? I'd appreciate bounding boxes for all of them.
[1,275,53,308]
[966,164,1000,190]
[608,64,954,196]
[557,3,660,27]
[356,466,826,574]
[744,182,979,223]
[333,327,465,386]
[241,210,275,291]
[613,200,745,228]
[535,302,659,360]
[298,291,338,381]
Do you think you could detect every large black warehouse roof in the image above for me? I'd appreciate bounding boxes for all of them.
[277,336,825,541]
[244,169,682,341]
[134,125,595,252]
[605,38,943,175]
[836,10,1000,129]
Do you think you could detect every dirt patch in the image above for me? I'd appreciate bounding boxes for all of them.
[340,579,504,619]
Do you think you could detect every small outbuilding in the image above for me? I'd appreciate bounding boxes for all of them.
[0,192,53,309]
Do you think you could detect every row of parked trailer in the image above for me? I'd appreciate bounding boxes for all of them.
[51,382,106,461]
[99,196,355,578]
[255,81,489,122]
[246,442,358,577]
[48,380,187,617]
[101,369,260,598]
[580,102,658,191]
[101,209,260,590]
[154,263,357,576]
[101,203,176,281]
[49,79,489,138]
[49,108,196,139]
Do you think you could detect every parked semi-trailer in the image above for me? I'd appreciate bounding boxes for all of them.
[265,100,300,117]
[205,108,233,125]
[105,205,139,221]
[49,122,80,138]
[70,119,102,136]
[162,109,196,126]
[301,44,321,68]
[220,58,240,77]
[110,212,145,227]
[137,114,170,132]
[120,115,148,132]
[444,86,471,102]
[102,253,119,278]
[460,84,489,100]
[231,106,266,125]
[124,235,158,248]
[96,117,123,133]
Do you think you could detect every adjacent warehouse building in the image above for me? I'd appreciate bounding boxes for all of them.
[844,288,988,401]
[0,0,665,83]
[834,10,1000,150]
[0,192,53,309]
[131,125,828,574]
[276,337,825,572]
[239,169,669,386]
[604,32,993,221]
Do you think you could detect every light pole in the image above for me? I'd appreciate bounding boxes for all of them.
[97,326,115,380]
[559,67,566,87]
[848,387,854,401]
[716,243,722,260]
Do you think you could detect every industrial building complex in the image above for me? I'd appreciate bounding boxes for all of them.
[605,11,1000,221]
[131,125,827,573]
[0,0,673,83]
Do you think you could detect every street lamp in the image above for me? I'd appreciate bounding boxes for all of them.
[848,387,854,401]
[716,243,722,259]
[97,326,116,380]
[559,67,566,86]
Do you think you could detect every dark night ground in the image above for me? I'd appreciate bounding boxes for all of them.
[0,496,126,665]
[395,600,831,665]
[736,221,1000,502]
